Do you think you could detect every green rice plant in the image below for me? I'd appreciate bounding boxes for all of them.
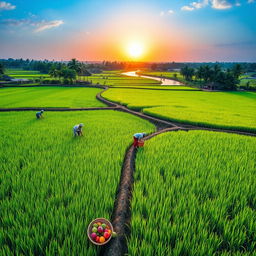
[0,111,155,255]
[0,87,105,108]
[129,131,256,256]
[6,69,50,79]
[86,72,161,87]
[103,89,256,132]
[110,85,198,90]
[140,71,184,80]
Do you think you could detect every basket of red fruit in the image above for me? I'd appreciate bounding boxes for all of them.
[87,218,116,245]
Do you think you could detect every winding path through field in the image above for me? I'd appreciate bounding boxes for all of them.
[1,83,255,256]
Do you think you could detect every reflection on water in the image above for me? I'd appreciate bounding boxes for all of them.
[122,71,184,86]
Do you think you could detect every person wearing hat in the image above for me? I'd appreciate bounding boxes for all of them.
[73,123,84,136]
[133,132,146,148]
[36,110,44,119]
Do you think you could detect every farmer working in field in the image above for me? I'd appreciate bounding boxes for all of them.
[36,110,44,119]
[73,123,84,136]
[133,132,146,148]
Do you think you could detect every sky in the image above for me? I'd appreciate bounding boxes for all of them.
[0,0,255,62]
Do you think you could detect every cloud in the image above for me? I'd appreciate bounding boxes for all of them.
[181,0,234,11]
[181,5,195,11]
[0,19,29,26]
[248,0,255,3]
[34,20,64,32]
[211,0,232,9]
[191,0,209,9]
[160,9,174,16]
[0,1,15,10]
[0,18,64,32]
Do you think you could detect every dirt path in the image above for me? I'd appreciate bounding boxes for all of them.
[100,127,181,256]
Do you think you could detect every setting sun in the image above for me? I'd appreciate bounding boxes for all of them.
[127,42,144,59]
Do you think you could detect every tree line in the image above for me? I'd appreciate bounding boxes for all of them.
[180,64,243,90]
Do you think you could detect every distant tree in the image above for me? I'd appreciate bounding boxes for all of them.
[68,58,81,73]
[0,63,5,74]
[201,65,212,83]
[60,68,76,83]
[49,67,60,80]
[195,66,204,81]
[232,64,243,80]
[181,66,194,81]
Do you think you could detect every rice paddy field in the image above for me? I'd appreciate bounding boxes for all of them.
[140,71,183,80]
[0,87,105,108]
[0,111,155,255]
[85,72,162,86]
[6,69,50,79]
[1,71,256,255]
[130,130,256,255]
[239,79,256,89]
[103,89,256,132]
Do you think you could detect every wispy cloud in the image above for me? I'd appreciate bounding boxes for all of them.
[34,20,64,32]
[0,18,64,32]
[160,9,174,16]
[247,0,255,3]
[181,5,195,11]
[0,1,15,10]
[181,0,235,11]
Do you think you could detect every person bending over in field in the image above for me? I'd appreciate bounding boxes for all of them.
[73,123,84,136]
[36,110,44,119]
[133,132,146,148]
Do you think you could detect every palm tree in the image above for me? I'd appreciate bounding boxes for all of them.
[232,64,243,80]
[68,58,81,73]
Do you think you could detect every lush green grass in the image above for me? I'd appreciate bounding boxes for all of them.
[0,87,105,108]
[129,130,256,255]
[111,85,199,90]
[84,72,162,87]
[103,89,256,132]
[0,111,155,255]
[6,69,50,79]
[239,79,256,89]
[140,71,183,80]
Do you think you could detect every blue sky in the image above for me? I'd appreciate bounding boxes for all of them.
[0,0,255,61]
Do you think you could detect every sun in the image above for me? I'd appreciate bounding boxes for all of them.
[127,42,144,59]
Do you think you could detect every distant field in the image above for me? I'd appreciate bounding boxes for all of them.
[0,87,105,108]
[103,89,256,132]
[140,71,183,79]
[87,72,162,86]
[111,85,198,90]
[239,79,256,89]
[130,130,256,255]
[0,111,154,255]
[6,69,50,79]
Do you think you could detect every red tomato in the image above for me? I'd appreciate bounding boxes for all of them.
[104,232,110,239]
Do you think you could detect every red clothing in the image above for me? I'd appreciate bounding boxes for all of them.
[133,136,139,147]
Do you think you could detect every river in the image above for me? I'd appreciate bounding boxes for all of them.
[122,71,184,86]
